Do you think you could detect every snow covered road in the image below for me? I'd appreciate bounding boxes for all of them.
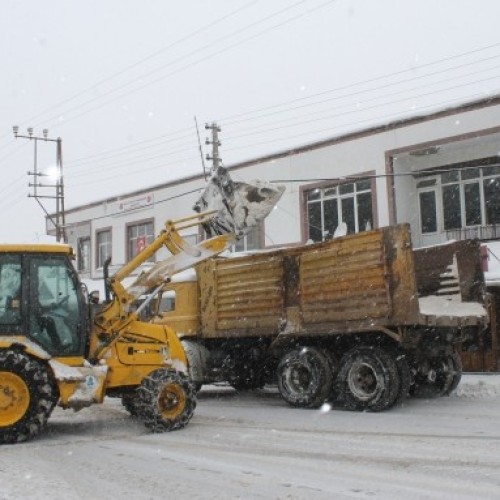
[1,375,500,500]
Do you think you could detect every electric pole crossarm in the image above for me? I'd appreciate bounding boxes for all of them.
[12,126,67,243]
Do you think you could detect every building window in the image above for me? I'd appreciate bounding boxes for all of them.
[231,225,262,252]
[305,179,373,242]
[183,234,199,246]
[96,229,112,269]
[127,221,154,261]
[417,163,500,234]
[419,190,438,233]
[77,237,90,272]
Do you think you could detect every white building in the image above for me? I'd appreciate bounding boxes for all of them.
[51,95,500,283]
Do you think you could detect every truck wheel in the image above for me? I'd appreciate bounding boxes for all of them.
[0,350,57,444]
[277,347,333,408]
[393,352,412,406]
[443,349,462,395]
[337,346,400,412]
[136,369,196,432]
[413,351,461,398]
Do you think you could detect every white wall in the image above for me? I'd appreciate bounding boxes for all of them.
[63,99,500,277]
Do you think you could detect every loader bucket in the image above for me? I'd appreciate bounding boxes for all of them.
[193,166,285,237]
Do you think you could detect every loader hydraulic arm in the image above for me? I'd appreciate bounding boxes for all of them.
[90,166,285,355]
[93,211,235,338]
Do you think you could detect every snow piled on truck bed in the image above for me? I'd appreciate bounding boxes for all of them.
[418,295,488,317]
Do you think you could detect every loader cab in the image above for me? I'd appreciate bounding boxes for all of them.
[0,246,89,357]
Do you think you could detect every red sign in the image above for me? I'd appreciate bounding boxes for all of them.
[136,236,146,253]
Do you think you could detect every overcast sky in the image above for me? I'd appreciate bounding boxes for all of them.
[2,0,500,243]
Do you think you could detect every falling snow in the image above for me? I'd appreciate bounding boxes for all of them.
[1,375,500,499]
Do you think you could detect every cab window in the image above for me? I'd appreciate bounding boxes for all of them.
[29,256,84,356]
[0,255,22,326]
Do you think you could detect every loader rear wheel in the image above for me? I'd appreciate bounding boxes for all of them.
[337,346,400,412]
[277,347,333,408]
[136,369,195,432]
[0,350,57,444]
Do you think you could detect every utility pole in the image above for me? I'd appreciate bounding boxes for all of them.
[205,122,222,173]
[13,126,67,243]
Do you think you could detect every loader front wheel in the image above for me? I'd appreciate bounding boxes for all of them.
[0,350,57,444]
[136,369,195,432]
[121,393,139,417]
[277,347,333,408]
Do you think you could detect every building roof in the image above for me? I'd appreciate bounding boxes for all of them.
[60,94,500,216]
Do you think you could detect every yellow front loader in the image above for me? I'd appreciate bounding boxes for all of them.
[0,167,285,444]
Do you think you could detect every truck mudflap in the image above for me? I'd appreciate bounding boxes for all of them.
[48,359,108,410]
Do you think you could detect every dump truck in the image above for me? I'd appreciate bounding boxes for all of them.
[153,224,489,411]
[0,167,285,443]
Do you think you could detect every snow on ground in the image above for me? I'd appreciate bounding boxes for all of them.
[1,374,500,500]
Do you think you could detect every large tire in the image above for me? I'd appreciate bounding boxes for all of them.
[393,351,412,406]
[277,347,333,408]
[0,350,57,444]
[443,349,462,396]
[136,369,196,432]
[412,350,462,398]
[121,392,139,417]
[337,346,400,412]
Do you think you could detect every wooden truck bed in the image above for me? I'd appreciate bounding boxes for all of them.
[197,224,487,339]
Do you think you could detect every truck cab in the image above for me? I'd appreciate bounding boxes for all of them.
[152,271,200,338]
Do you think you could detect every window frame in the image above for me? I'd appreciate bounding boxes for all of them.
[77,237,91,272]
[230,224,263,253]
[416,160,500,235]
[95,227,112,270]
[125,218,155,262]
[300,172,377,243]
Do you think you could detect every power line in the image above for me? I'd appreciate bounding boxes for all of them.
[64,154,200,190]
[68,145,198,177]
[63,186,204,224]
[0,87,493,207]
[57,53,500,173]
[0,1,261,145]
[270,164,500,184]
[67,127,195,167]
[222,55,500,129]
[15,1,312,133]
[224,73,500,140]
[216,41,500,124]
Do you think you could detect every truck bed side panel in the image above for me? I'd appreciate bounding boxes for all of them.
[198,255,284,338]
[299,224,420,331]
[198,224,422,338]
